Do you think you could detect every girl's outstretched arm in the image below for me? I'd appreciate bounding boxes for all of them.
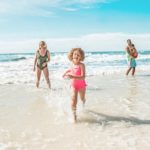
[62,68,71,78]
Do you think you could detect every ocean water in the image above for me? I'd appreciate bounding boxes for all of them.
[0,51,150,150]
[0,50,150,85]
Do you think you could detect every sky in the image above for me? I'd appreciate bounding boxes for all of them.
[0,0,150,53]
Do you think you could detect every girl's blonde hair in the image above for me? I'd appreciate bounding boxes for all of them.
[39,41,47,50]
[68,48,85,61]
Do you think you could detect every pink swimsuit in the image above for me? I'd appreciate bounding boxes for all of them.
[70,65,87,91]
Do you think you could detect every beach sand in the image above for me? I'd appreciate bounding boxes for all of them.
[0,74,150,150]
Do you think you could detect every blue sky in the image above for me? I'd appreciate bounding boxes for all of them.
[0,0,150,52]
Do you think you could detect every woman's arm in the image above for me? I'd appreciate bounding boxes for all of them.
[126,47,131,55]
[42,51,50,67]
[47,51,50,62]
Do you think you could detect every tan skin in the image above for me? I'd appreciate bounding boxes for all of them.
[63,50,86,122]
[33,46,51,88]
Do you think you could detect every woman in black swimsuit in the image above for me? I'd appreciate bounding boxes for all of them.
[33,41,51,88]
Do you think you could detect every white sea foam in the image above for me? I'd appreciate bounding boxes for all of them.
[0,51,150,85]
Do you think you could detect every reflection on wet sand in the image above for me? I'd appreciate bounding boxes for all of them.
[124,77,138,111]
[127,77,138,100]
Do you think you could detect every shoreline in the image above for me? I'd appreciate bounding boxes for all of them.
[0,73,150,149]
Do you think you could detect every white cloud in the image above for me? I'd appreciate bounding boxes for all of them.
[62,7,78,12]
[57,0,108,5]
[0,0,110,15]
[0,33,150,53]
[0,0,54,16]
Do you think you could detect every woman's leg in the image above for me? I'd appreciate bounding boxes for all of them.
[43,67,51,89]
[126,67,132,76]
[79,88,86,106]
[132,67,135,76]
[36,67,41,88]
[71,88,78,121]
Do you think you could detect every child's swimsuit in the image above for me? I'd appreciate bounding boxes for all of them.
[132,51,138,58]
[37,50,48,70]
[70,65,87,91]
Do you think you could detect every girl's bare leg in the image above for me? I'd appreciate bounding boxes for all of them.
[43,67,51,89]
[79,88,86,106]
[71,88,78,122]
[36,67,41,88]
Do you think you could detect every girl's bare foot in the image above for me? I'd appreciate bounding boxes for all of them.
[82,99,86,107]
[36,82,39,88]
[72,107,77,123]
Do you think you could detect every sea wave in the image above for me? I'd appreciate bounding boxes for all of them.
[0,55,30,62]
[10,57,27,61]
